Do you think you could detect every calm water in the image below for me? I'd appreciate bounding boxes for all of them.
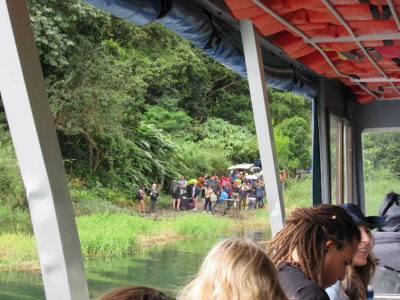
[0,231,270,299]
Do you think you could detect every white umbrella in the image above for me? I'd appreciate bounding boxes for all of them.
[254,171,263,177]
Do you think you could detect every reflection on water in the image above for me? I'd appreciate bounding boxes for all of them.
[86,238,220,298]
[0,231,270,299]
[0,270,43,300]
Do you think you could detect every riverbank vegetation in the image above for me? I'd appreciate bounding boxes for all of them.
[1,169,398,272]
[0,211,268,271]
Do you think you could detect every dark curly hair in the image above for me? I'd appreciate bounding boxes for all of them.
[266,204,361,286]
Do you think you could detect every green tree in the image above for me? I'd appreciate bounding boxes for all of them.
[363,131,400,177]
[29,0,111,76]
[195,118,259,163]
[144,106,194,136]
[269,88,311,125]
[22,0,314,196]
[275,116,311,173]
[49,41,147,174]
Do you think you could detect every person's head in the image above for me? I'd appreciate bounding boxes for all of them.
[152,183,157,190]
[178,238,288,300]
[340,203,386,266]
[339,203,387,300]
[94,286,173,300]
[266,204,361,289]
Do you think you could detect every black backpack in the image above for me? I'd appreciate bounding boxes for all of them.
[136,190,143,200]
[379,192,400,232]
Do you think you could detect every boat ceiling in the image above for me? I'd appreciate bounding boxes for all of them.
[83,0,400,102]
[221,0,400,103]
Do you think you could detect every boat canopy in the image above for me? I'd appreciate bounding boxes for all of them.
[84,0,400,104]
[225,0,400,103]
[84,0,319,99]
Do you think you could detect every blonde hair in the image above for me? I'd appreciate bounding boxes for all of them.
[177,238,289,300]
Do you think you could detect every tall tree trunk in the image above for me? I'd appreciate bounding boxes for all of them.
[82,130,103,174]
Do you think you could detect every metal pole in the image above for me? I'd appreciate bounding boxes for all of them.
[240,19,285,236]
[0,0,89,299]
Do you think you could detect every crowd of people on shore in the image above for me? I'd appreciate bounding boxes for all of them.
[95,202,394,300]
[134,171,267,215]
[170,172,266,213]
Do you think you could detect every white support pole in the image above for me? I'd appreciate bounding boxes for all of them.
[0,1,89,299]
[240,19,285,236]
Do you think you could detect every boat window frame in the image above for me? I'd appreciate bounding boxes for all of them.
[328,111,353,205]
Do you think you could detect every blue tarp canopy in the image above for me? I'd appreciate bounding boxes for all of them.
[83,0,319,99]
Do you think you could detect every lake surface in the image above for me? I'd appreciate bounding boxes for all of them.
[0,231,269,299]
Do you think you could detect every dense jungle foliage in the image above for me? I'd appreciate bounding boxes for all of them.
[0,0,313,207]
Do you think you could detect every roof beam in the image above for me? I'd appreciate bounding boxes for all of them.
[350,78,400,83]
[251,0,379,100]
[321,0,400,96]
[388,0,400,31]
[307,32,400,43]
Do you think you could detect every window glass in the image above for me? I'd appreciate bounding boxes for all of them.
[330,115,352,204]
[362,131,400,215]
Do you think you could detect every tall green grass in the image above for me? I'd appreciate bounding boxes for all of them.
[281,170,400,217]
[169,214,233,237]
[73,198,132,216]
[0,134,26,208]
[0,234,37,270]
[77,214,148,256]
[76,213,234,257]
[0,205,29,224]
[364,168,400,216]
[283,175,312,209]
[1,213,236,269]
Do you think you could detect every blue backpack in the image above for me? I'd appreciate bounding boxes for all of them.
[218,191,228,202]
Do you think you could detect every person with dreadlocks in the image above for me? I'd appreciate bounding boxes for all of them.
[266,204,361,300]
[326,203,387,300]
